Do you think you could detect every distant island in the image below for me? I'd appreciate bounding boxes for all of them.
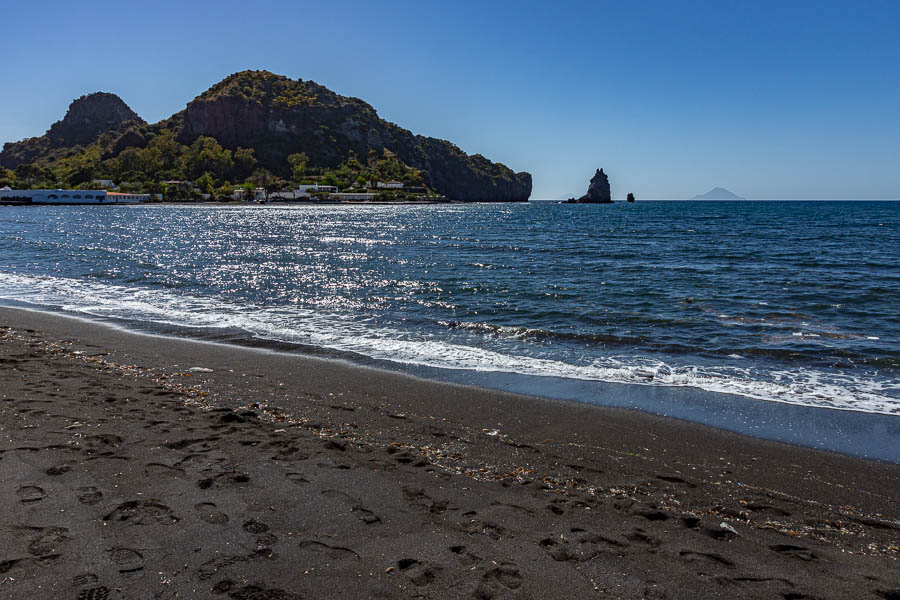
[691,187,746,200]
[0,70,531,203]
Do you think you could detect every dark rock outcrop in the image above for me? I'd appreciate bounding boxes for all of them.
[1,93,143,168]
[108,126,149,157]
[178,71,531,202]
[568,169,612,203]
[627,192,635,203]
[47,93,143,147]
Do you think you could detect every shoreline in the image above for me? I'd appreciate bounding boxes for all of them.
[4,302,899,463]
[1,305,899,598]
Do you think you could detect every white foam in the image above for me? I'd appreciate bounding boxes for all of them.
[1,272,898,416]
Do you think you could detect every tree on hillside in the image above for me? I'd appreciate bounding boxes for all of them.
[148,130,185,173]
[216,182,234,200]
[234,147,257,181]
[184,137,234,181]
[287,152,308,183]
[249,168,274,200]
[196,172,215,196]
[14,164,54,188]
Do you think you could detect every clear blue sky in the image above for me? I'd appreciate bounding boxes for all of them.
[3,0,899,199]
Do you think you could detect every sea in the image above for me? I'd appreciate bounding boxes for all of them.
[1,201,898,460]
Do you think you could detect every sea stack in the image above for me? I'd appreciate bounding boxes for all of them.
[568,168,612,203]
[627,192,635,203]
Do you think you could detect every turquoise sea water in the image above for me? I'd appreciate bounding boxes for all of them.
[1,201,898,457]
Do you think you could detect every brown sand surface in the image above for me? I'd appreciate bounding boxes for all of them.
[1,306,898,599]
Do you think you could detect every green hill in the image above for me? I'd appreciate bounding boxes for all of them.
[0,71,531,202]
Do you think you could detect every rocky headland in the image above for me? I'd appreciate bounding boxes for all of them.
[0,71,531,202]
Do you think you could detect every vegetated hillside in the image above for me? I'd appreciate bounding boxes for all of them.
[0,93,144,169]
[0,71,531,202]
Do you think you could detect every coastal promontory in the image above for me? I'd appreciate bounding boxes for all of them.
[0,71,532,202]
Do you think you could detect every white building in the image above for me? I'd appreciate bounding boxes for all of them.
[376,181,404,189]
[0,189,140,204]
[230,188,267,201]
[91,179,118,189]
[294,184,338,195]
[106,192,149,203]
[331,193,376,201]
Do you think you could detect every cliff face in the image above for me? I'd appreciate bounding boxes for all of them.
[178,71,531,201]
[0,93,143,168]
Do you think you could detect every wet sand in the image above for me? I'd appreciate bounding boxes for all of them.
[1,306,898,599]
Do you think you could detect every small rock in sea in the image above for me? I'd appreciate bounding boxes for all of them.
[568,168,613,203]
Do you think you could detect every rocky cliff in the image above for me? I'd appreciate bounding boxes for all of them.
[0,93,143,168]
[569,168,612,203]
[177,71,531,201]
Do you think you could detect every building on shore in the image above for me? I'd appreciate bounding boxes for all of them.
[376,181,404,189]
[0,188,142,205]
[230,188,267,201]
[331,193,376,201]
[91,179,118,189]
[106,192,149,203]
[267,185,340,202]
[294,184,338,195]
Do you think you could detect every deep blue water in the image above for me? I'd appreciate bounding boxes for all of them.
[1,201,899,456]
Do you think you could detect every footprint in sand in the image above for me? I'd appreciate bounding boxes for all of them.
[45,463,72,476]
[77,486,103,505]
[240,520,279,545]
[242,519,270,534]
[322,490,383,525]
[197,471,250,489]
[76,586,119,600]
[72,573,99,588]
[211,583,301,599]
[769,544,820,562]
[103,500,179,525]
[195,502,229,525]
[679,549,735,567]
[396,558,442,586]
[109,547,144,574]
[474,562,523,598]
[539,537,577,562]
[28,526,70,556]
[297,540,359,560]
[144,462,185,477]
[285,472,309,484]
[449,545,481,567]
[16,485,45,504]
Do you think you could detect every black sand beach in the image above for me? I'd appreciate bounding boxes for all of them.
[1,306,898,599]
